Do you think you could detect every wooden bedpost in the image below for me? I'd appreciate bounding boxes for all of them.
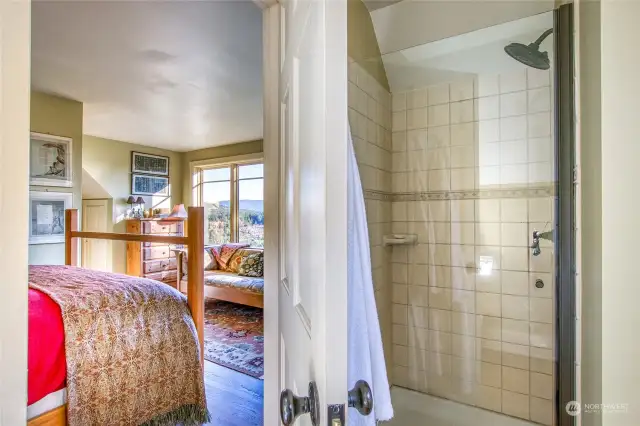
[65,209,78,266]
[187,207,205,364]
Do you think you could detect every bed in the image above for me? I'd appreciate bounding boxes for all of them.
[27,208,208,426]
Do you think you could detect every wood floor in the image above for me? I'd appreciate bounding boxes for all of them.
[204,361,264,426]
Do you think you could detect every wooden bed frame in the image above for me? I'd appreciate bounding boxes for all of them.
[27,207,205,426]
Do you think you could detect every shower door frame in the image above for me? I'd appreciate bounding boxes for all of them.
[553,3,576,426]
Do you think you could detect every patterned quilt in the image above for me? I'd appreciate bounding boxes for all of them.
[29,265,209,426]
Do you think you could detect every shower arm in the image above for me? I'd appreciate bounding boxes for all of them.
[532,28,554,47]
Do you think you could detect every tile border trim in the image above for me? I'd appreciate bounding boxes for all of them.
[363,185,556,202]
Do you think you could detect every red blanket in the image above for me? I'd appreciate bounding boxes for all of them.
[28,288,66,405]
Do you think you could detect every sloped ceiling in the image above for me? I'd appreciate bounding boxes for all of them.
[31,1,263,152]
[82,169,111,199]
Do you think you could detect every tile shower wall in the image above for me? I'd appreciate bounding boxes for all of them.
[390,68,556,425]
[348,59,394,373]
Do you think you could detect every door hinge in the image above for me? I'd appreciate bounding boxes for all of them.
[327,404,345,426]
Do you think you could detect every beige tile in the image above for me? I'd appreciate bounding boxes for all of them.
[530,396,554,425]
[502,247,529,271]
[530,297,553,324]
[500,69,527,94]
[392,246,408,264]
[451,223,475,246]
[392,92,407,112]
[502,366,529,394]
[476,270,501,293]
[429,309,452,332]
[475,384,502,412]
[410,369,429,393]
[476,223,501,246]
[408,285,430,307]
[392,283,407,304]
[392,325,408,346]
[477,74,500,97]
[529,273,553,298]
[408,305,429,328]
[450,79,474,102]
[426,147,451,170]
[528,137,552,163]
[530,250,553,273]
[476,246,502,270]
[500,115,527,141]
[502,271,529,296]
[530,372,554,400]
[452,334,476,358]
[408,244,429,265]
[528,112,551,138]
[502,342,530,370]
[428,83,450,105]
[452,356,476,380]
[477,361,502,388]
[479,142,500,166]
[392,111,406,132]
[428,104,450,127]
[430,331,452,355]
[502,318,530,345]
[428,287,451,310]
[392,303,408,325]
[450,100,474,124]
[406,129,427,151]
[451,168,475,190]
[450,244,475,268]
[392,131,407,152]
[451,146,476,170]
[451,199,475,222]
[501,164,528,186]
[392,201,407,222]
[406,89,428,109]
[528,197,553,223]
[502,390,530,419]
[428,169,451,191]
[407,346,430,372]
[476,292,502,317]
[432,222,451,244]
[427,125,451,148]
[408,264,429,286]
[502,295,529,320]
[476,315,501,341]
[450,122,475,147]
[500,91,527,117]
[452,289,475,313]
[451,267,476,291]
[452,312,476,336]
[476,338,502,364]
[530,322,554,349]
[429,244,451,266]
[479,166,501,187]
[501,223,528,247]
[393,344,409,366]
[408,325,430,350]
[500,198,528,222]
[527,68,550,89]
[429,265,452,288]
[392,365,410,387]
[450,379,476,406]
[476,95,500,120]
[530,347,554,374]
[406,107,428,130]
[428,372,453,399]
[429,351,452,374]
[476,199,501,222]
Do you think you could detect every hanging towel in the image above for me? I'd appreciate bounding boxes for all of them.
[347,127,394,425]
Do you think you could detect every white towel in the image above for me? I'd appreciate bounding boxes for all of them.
[347,127,393,425]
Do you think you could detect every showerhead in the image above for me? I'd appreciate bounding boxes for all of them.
[504,28,553,70]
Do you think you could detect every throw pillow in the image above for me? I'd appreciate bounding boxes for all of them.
[181,248,217,274]
[213,243,250,271]
[227,248,263,273]
[238,252,264,277]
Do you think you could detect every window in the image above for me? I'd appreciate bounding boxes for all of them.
[192,157,264,247]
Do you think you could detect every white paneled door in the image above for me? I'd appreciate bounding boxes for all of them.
[277,0,349,424]
[81,199,110,272]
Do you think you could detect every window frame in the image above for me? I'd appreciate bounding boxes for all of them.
[190,153,264,245]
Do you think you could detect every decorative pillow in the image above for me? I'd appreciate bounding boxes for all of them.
[238,252,264,277]
[213,243,250,271]
[181,247,217,274]
[227,248,263,273]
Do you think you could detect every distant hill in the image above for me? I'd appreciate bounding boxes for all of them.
[219,200,263,212]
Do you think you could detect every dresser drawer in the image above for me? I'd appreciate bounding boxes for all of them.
[145,270,177,283]
[143,234,181,247]
[142,246,173,260]
[142,221,183,234]
[143,258,177,274]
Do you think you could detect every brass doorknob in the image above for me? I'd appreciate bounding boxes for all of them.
[280,382,320,425]
[348,380,373,416]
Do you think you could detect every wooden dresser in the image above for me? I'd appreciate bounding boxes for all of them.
[125,218,186,288]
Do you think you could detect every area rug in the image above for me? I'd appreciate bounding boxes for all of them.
[203,299,264,379]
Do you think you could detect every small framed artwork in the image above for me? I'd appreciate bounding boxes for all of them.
[131,173,170,196]
[131,151,170,176]
[30,132,73,187]
[29,191,73,244]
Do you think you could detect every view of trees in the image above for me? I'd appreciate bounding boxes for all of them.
[205,201,264,247]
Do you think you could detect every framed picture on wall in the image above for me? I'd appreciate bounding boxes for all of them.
[29,191,73,244]
[131,173,170,196]
[131,152,170,176]
[30,132,73,187]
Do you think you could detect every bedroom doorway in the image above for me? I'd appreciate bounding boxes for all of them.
[81,199,110,272]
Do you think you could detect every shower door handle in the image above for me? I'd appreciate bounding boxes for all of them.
[348,380,373,416]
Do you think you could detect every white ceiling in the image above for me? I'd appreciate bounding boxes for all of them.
[31,1,263,152]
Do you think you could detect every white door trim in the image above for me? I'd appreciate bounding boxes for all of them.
[262,2,281,424]
[0,0,31,423]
